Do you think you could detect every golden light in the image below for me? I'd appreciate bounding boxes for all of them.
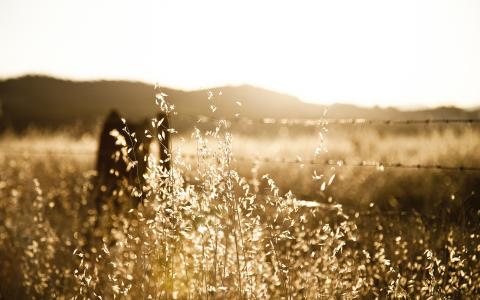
[1,0,479,108]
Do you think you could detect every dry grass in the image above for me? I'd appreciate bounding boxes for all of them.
[0,107,479,299]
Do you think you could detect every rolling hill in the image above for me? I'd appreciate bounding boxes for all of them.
[0,75,478,132]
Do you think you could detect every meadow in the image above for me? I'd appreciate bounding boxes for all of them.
[0,116,479,299]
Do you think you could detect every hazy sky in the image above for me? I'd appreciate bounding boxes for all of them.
[1,0,480,108]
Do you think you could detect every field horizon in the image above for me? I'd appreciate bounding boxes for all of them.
[1,75,479,134]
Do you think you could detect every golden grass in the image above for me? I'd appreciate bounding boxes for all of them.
[0,116,479,299]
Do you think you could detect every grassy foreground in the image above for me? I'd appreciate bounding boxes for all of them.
[0,116,479,299]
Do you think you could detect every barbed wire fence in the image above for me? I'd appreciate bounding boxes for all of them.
[169,114,480,172]
[1,116,480,172]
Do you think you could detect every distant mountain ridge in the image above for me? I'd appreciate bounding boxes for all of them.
[0,75,478,132]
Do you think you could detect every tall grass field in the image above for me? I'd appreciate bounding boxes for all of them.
[0,101,479,299]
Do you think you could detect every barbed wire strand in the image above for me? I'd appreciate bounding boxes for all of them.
[172,114,480,127]
[225,155,480,172]
[2,149,479,172]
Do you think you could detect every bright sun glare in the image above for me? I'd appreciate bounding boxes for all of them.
[1,0,480,108]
